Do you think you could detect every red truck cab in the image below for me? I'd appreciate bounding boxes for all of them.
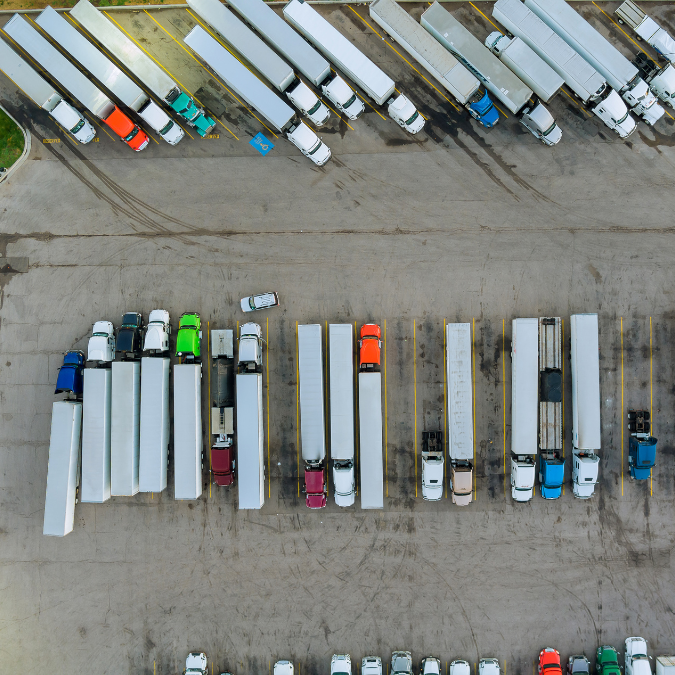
[539,649,562,675]
[305,466,327,508]
[104,106,149,151]
[359,324,382,370]
[211,444,235,487]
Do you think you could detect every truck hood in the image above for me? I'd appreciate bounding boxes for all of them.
[144,323,167,351]
[512,485,533,501]
[333,466,355,496]
[239,338,260,363]
[88,335,112,362]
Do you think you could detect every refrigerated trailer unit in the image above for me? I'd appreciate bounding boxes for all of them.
[570,313,601,498]
[81,368,111,503]
[368,0,499,128]
[70,0,215,136]
[111,361,140,496]
[139,357,170,493]
[329,324,355,507]
[510,318,539,502]
[0,38,95,143]
[358,372,383,509]
[43,401,82,537]
[174,364,203,500]
[237,372,264,509]
[446,323,474,506]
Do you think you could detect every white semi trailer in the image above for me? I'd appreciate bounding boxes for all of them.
[570,313,601,499]
[329,324,355,508]
[284,0,424,133]
[523,0,664,125]
[81,368,111,503]
[174,363,203,500]
[236,373,264,509]
[111,361,140,496]
[358,372,383,509]
[184,26,332,166]
[0,38,95,143]
[492,0,636,138]
[43,401,82,537]
[510,318,538,503]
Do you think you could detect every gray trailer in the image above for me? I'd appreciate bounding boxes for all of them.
[236,372,264,509]
[421,1,532,114]
[43,401,82,537]
[111,361,140,496]
[174,364,203,500]
[81,368,111,503]
[0,38,95,143]
[358,371,383,510]
[139,357,170,493]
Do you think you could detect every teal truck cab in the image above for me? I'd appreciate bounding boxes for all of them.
[628,409,657,480]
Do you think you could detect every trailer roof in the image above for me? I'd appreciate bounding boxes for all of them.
[446,323,473,461]
[329,324,354,462]
[173,364,202,500]
[298,324,326,463]
[0,38,59,109]
[236,373,264,509]
[358,372,383,509]
[511,318,538,456]
[571,313,601,450]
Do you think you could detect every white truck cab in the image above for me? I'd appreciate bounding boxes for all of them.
[422,453,443,501]
[593,90,636,137]
[422,658,442,675]
[239,322,263,369]
[451,662,471,675]
[333,462,355,506]
[332,655,352,675]
[388,94,424,133]
[88,320,115,363]
[479,660,501,675]
[143,309,171,352]
[322,75,365,119]
[511,456,535,501]
[572,451,599,498]
[51,100,96,143]
[647,65,675,107]
[625,638,652,675]
[275,661,295,675]
[623,77,664,124]
[520,103,562,145]
[138,101,184,145]
[286,121,331,166]
[362,657,383,675]
[184,652,208,675]
[287,81,330,126]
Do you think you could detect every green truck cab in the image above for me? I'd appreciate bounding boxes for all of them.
[176,313,201,361]
[597,647,622,675]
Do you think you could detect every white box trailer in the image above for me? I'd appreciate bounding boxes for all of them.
[43,401,82,537]
[226,0,331,86]
[173,363,203,500]
[139,357,170,493]
[616,0,675,63]
[358,371,383,509]
[298,324,326,463]
[0,38,95,143]
[111,361,140,496]
[81,368,111,503]
[236,372,264,509]
[656,657,675,675]
[36,7,148,111]
[284,0,395,105]
[446,323,473,506]
[421,2,532,114]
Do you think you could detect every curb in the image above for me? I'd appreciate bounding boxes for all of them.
[0,103,31,187]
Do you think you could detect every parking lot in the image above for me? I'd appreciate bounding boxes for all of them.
[2,1,675,674]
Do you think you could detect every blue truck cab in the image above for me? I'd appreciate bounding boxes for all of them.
[54,350,85,396]
[539,451,564,499]
[627,409,657,480]
[467,90,500,128]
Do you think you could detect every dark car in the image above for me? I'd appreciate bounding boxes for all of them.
[55,351,85,396]
[116,312,144,357]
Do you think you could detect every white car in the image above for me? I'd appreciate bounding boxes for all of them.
[332,655,352,675]
[422,658,442,675]
[185,652,208,675]
[240,292,280,313]
[87,320,115,363]
[274,661,294,675]
[363,657,382,675]
[143,309,171,352]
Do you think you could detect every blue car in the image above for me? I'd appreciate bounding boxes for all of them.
[55,351,85,396]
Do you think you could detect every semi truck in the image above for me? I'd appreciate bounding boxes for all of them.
[631,52,675,110]
[298,324,327,509]
[492,0,636,138]
[510,318,538,503]
[174,363,203,500]
[446,323,474,506]
[570,313,601,498]
[43,401,82,537]
[369,0,499,128]
[138,356,170,493]
[0,38,95,143]
[110,361,140,496]
[329,323,355,507]
[421,431,443,501]
[3,14,149,150]
[625,637,652,675]
[538,317,564,499]
[36,7,183,145]
[184,26,331,166]
[210,329,235,487]
[522,0,664,125]
[627,409,657,480]
[225,0,364,120]
[70,0,215,136]
[80,368,111,503]
[187,0,329,126]
[616,0,675,63]
[284,0,425,133]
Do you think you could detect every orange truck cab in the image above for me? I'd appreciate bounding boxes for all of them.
[104,106,149,151]
[359,324,382,370]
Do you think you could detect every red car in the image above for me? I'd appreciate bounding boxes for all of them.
[539,649,562,675]
[358,324,382,370]
[211,444,235,487]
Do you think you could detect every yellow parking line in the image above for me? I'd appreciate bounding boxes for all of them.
[495,104,509,118]
[502,318,506,498]
[413,320,418,499]
[267,318,271,499]
[443,319,448,499]
[620,316,624,496]
[207,321,212,498]
[561,318,565,496]
[296,321,300,498]
[85,112,116,141]
[354,321,359,496]
[356,90,387,121]
[324,320,329,499]
[561,87,592,117]
[650,316,653,496]
[346,5,460,112]
[472,317,476,501]
[384,318,388,498]
[469,1,501,32]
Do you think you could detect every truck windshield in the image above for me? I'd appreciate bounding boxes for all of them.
[159,120,174,135]
[405,110,419,125]
[344,93,357,108]
[543,122,557,136]
[307,100,322,115]
[123,127,140,142]
[616,111,630,125]
[307,140,322,155]
[71,119,85,133]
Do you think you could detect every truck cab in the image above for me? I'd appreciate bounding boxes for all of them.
[176,312,202,361]
[51,101,96,143]
[332,654,352,675]
[211,329,235,487]
[628,410,657,480]
[592,90,636,138]
[166,88,216,136]
[451,662,471,675]
[467,90,500,127]
[238,322,263,370]
[520,103,562,145]
[88,320,115,363]
[539,649,562,675]
[625,638,652,675]
[359,324,382,370]
[387,94,425,134]
[287,81,330,126]
[143,309,171,353]
[539,451,564,498]
[362,657,382,675]
[391,652,412,675]
[116,312,144,358]
[322,75,365,120]
[596,646,622,675]
[422,657,442,675]
[450,463,472,505]
[104,106,149,151]
[568,656,590,675]
[421,431,443,501]
[333,460,355,506]
[286,121,331,166]
[184,652,207,675]
[55,350,85,396]
[511,455,535,501]
[480,659,501,675]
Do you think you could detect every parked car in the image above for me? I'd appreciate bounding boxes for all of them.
[540,650,562,675]
[359,324,382,369]
[332,655,352,675]
[240,291,280,313]
[55,350,85,396]
[391,652,413,675]
[184,652,207,675]
[597,647,622,675]
[143,309,171,353]
[568,656,590,675]
[421,658,442,675]
[363,657,383,675]
[116,312,144,357]
[87,320,115,363]
[176,312,201,360]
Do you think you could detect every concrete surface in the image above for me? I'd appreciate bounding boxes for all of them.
[1,3,675,675]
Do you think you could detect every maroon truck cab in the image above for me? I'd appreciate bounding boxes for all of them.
[305,466,326,508]
[211,445,235,487]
